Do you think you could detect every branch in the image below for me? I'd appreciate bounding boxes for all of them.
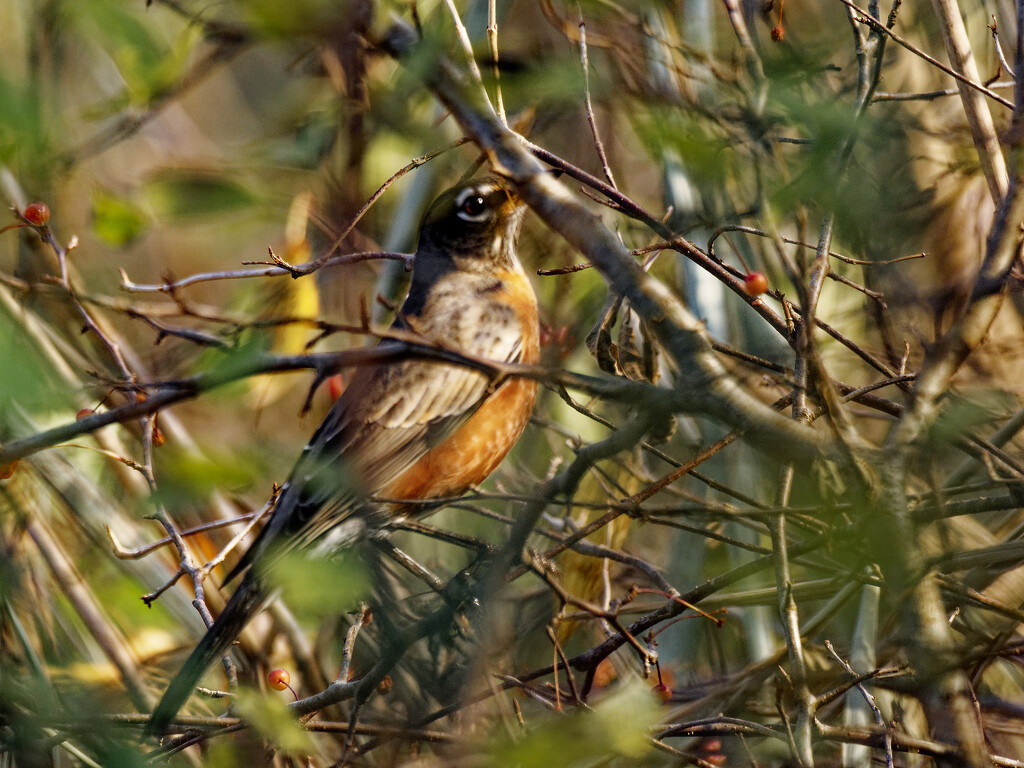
[378,21,839,466]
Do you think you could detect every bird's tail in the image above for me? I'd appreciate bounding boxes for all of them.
[146,576,266,737]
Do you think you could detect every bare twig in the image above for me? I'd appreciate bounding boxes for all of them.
[578,17,617,189]
[837,0,1013,111]
[120,251,412,293]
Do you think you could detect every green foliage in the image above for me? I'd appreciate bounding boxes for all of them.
[930,390,1017,444]
[488,683,661,767]
[0,73,46,167]
[72,743,150,768]
[263,548,369,623]
[232,688,315,754]
[91,188,148,247]
[239,0,345,38]
[199,741,252,768]
[70,0,194,106]
[145,173,259,220]
[633,106,732,188]
[151,447,258,514]
[0,303,68,419]
[272,109,339,170]
[195,337,272,391]
[490,58,587,112]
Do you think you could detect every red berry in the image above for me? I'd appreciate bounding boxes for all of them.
[771,25,785,42]
[327,374,344,401]
[539,323,575,360]
[0,460,19,480]
[268,668,291,691]
[743,271,769,297]
[652,682,672,702]
[539,324,552,347]
[76,409,94,421]
[22,202,50,226]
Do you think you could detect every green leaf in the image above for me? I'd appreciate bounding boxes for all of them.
[0,305,69,419]
[232,688,313,755]
[194,336,271,387]
[489,58,586,111]
[633,107,731,188]
[930,390,1015,443]
[263,548,369,623]
[145,173,257,219]
[0,72,48,168]
[150,448,257,514]
[91,189,147,246]
[80,744,150,768]
[69,0,186,105]
[589,682,661,757]
[239,0,353,37]
[487,682,660,767]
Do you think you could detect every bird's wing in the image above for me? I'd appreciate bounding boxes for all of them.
[151,310,525,734]
[229,296,524,577]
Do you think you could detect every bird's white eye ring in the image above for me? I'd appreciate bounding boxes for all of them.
[455,188,490,222]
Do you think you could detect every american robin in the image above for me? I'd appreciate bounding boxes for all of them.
[148,176,539,734]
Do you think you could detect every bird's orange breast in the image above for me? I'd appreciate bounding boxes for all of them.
[382,267,539,502]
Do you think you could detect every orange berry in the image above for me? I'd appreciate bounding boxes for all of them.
[0,460,19,480]
[22,202,50,226]
[699,737,726,763]
[743,271,769,297]
[593,658,616,689]
[652,682,672,702]
[152,425,166,447]
[76,409,94,421]
[771,25,785,42]
[267,668,291,691]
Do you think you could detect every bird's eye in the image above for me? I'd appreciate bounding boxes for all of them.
[461,196,486,217]
[455,189,490,222]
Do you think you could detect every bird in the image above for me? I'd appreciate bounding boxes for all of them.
[148,175,539,735]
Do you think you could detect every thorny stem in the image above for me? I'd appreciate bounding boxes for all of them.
[771,467,813,767]
[824,640,895,768]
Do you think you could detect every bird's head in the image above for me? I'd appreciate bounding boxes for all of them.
[415,177,525,272]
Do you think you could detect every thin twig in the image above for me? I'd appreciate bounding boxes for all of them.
[836,0,1013,110]
[578,16,617,189]
[487,0,506,124]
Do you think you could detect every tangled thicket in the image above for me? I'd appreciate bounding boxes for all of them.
[2,1,1024,766]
